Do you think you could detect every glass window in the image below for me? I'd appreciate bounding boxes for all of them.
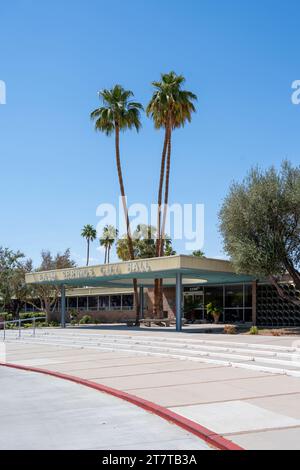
[224,308,244,323]
[204,287,224,308]
[194,294,204,309]
[122,295,134,309]
[78,296,87,310]
[68,297,77,309]
[111,295,121,309]
[244,309,253,322]
[88,296,98,310]
[225,285,244,308]
[99,296,109,309]
[244,285,252,308]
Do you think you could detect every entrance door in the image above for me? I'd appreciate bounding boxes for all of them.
[184,292,204,322]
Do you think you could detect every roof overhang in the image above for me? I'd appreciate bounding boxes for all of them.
[25,255,255,289]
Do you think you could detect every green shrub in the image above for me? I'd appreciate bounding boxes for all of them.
[69,309,79,322]
[1,313,13,321]
[20,312,40,319]
[38,322,49,328]
[79,315,92,325]
[249,326,259,335]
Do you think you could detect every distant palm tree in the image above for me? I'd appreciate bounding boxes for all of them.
[100,225,118,264]
[147,72,197,315]
[81,225,97,267]
[91,85,143,324]
[192,250,205,258]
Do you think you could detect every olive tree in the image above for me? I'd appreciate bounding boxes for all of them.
[26,249,76,322]
[219,161,300,305]
[0,247,32,316]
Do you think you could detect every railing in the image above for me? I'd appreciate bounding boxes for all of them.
[0,316,47,341]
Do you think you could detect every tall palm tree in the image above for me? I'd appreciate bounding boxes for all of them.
[147,72,197,315]
[81,225,97,267]
[147,72,197,256]
[100,225,118,264]
[91,85,143,324]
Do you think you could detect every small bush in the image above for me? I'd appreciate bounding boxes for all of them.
[20,312,43,320]
[79,315,92,325]
[69,309,79,322]
[249,326,259,335]
[1,313,13,321]
[224,325,237,335]
[271,329,283,336]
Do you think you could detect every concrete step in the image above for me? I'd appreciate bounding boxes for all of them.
[3,330,300,378]
[13,330,300,363]
[30,335,300,365]
[40,331,300,353]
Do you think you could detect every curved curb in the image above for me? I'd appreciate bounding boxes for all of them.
[0,362,243,451]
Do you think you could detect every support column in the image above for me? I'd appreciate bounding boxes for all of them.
[252,280,257,325]
[140,286,144,320]
[61,285,66,329]
[176,273,183,332]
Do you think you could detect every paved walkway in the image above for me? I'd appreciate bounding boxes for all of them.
[0,366,211,450]
[2,328,300,450]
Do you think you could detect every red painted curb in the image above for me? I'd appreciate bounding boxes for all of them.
[0,361,243,451]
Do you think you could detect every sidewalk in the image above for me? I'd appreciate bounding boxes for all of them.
[3,330,300,450]
[0,366,211,450]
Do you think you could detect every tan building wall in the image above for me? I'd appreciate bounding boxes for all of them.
[144,288,176,319]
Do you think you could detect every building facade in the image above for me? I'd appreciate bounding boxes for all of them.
[23,281,300,327]
[24,256,300,328]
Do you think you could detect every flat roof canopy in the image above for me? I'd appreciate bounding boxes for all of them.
[25,255,255,289]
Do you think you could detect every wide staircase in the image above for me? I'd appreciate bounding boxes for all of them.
[3,329,300,378]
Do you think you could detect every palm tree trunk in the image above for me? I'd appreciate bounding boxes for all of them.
[156,127,169,256]
[104,246,107,264]
[160,126,172,257]
[86,239,90,267]
[108,246,110,264]
[115,125,140,325]
[153,127,169,317]
[158,124,172,317]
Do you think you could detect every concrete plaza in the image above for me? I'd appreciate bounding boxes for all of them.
[0,366,211,450]
[2,327,300,450]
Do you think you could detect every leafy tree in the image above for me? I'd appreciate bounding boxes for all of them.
[116,225,176,261]
[26,250,76,322]
[91,85,143,324]
[219,161,300,305]
[100,225,118,264]
[0,247,32,316]
[81,225,97,266]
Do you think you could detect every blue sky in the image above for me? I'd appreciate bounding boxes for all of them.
[1,0,300,266]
